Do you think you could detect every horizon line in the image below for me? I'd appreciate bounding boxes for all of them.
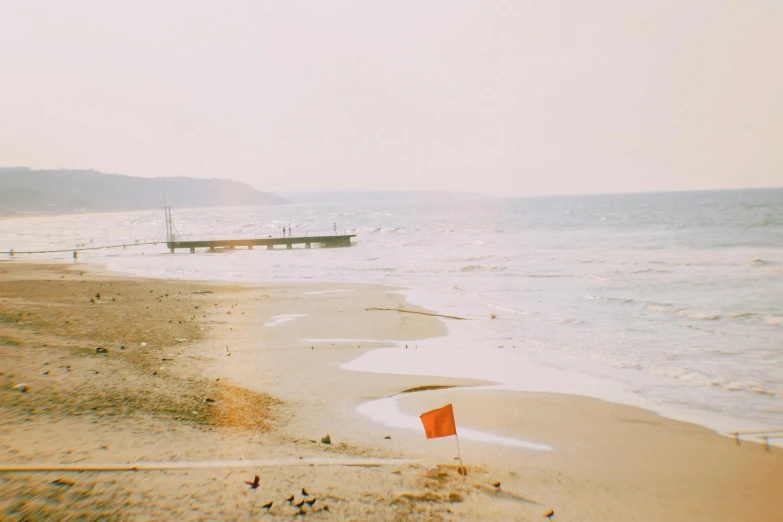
[2,166,780,199]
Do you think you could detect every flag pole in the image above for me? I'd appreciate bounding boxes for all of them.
[454,433,465,476]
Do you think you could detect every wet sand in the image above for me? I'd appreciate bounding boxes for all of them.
[1,261,781,521]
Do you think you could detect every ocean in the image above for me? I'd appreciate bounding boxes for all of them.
[2,188,782,434]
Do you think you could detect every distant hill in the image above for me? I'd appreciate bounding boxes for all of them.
[280,190,490,204]
[0,168,288,213]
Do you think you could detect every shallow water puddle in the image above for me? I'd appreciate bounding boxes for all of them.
[302,289,356,295]
[264,314,307,326]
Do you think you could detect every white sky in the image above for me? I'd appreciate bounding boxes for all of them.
[1,1,781,196]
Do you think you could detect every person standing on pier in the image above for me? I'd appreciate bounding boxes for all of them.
[288,226,292,237]
[282,226,285,238]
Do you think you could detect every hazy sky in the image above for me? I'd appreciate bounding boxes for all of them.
[1,1,781,195]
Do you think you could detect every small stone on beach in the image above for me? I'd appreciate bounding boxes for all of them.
[321,434,332,445]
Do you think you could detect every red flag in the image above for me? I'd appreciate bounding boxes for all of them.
[419,404,457,439]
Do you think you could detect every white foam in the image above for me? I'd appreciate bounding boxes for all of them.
[340,318,783,439]
[341,321,644,406]
[357,396,553,450]
[339,320,651,448]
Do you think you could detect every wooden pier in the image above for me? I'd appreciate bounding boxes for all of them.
[166,234,355,253]
[162,206,354,253]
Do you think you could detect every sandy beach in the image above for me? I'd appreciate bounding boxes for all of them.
[1,261,781,521]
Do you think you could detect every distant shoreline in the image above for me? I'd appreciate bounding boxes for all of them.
[0,202,295,221]
[0,168,288,214]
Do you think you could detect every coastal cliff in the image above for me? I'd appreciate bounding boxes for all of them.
[0,168,288,214]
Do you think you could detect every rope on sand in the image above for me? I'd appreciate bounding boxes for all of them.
[0,457,423,473]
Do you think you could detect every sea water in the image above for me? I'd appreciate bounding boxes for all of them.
[2,188,781,433]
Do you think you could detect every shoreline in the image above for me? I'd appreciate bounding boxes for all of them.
[2,261,782,520]
[344,314,783,441]
[7,257,781,438]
